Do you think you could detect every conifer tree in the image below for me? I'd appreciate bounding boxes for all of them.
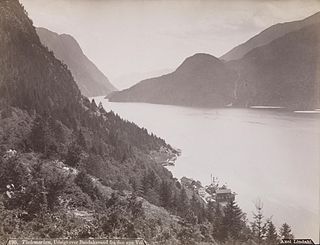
[251,200,267,245]
[223,200,245,241]
[279,223,294,240]
[265,220,278,245]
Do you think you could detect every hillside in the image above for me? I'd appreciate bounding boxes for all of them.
[36,27,117,97]
[0,1,244,244]
[0,0,184,241]
[0,1,295,243]
[221,11,320,61]
[230,23,320,109]
[109,53,237,107]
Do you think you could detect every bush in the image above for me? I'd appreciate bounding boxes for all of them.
[75,171,98,200]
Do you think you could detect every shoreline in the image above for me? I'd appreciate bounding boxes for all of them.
[150,146,181,167]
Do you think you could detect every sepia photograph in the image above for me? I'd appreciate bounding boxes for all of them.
[0,0,319,244]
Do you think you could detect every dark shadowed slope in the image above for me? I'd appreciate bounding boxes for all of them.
[0,0,176,191]
[230,23,320,109]
[0,3,81,121]
[221,12,320,61]
[109,53,237,107]
[36,27,117,97]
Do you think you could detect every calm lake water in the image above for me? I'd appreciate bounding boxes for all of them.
[95,96,320,242]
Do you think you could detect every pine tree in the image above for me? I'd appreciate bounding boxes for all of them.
[265,220,278,245]
[223,200,245,241]
[279,223,294,240]
[98,102,104,113]
[91,99,98,111]
[251,200,267,245]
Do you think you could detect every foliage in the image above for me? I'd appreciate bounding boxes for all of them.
[223,200,247,241]
[0,1,296,244]
[65,143,82,167]
[75,171,99,200]
[279,223,294,240]
[265,220,279,245]
[251,200,267,245]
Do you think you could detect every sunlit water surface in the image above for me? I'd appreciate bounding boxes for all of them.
[95,97,320,242]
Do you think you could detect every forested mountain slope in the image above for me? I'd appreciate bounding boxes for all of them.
[0,0,184,241]
[0,1,293,244]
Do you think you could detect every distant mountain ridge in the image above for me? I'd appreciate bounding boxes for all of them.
[221,11,320,61]
[230,22,320,109]
[110,12,320,110]
[109,53,237,107]
[36,27,117,97]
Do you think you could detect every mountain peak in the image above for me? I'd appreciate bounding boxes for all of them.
[109,52,236,107]
[176,53,223,73]
[184,53,221,63]
[36,27,117,97]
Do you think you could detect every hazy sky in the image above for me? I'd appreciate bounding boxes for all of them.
[21,0,320,87]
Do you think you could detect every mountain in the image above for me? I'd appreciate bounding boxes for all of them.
[221,12,320,61]
[36,27,117,97]
[0,0,177,183]
[1,1,243,244]
[110,14,320,110]
[109,53,237,107]
[0,5,81,120]
[0,1,294,243]
[0,0,184,240]
[230,23,320,109]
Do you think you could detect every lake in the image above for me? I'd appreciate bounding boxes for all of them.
[95,96,319,242]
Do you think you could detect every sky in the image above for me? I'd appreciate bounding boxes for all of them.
[21,0,320,88]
